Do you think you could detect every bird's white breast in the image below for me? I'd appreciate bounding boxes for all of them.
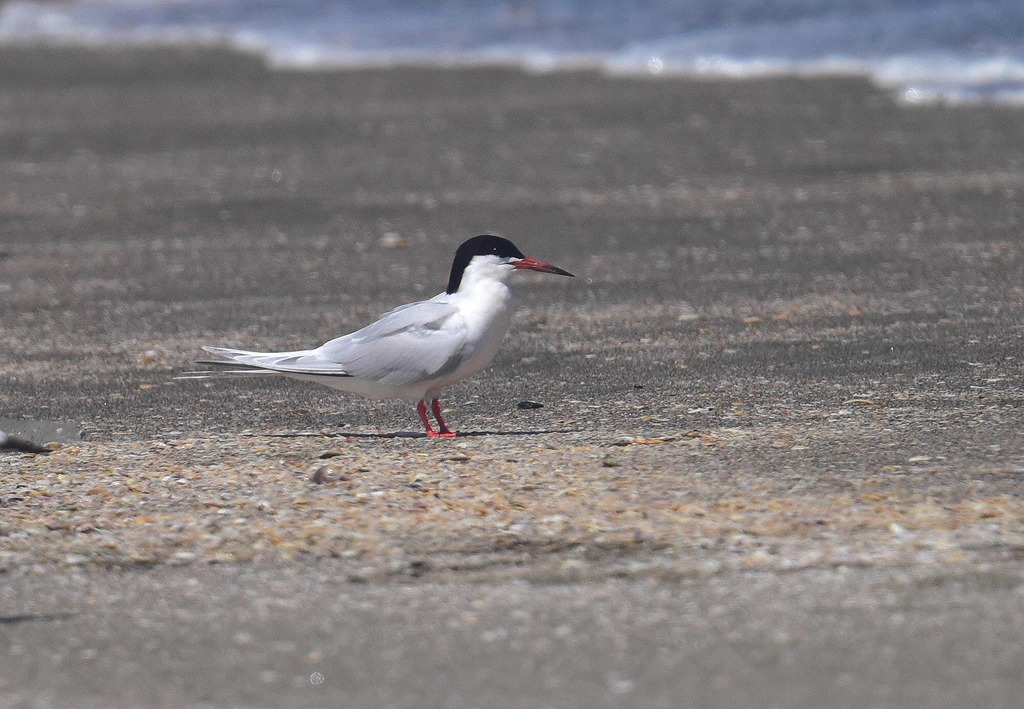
[427,273,516,396]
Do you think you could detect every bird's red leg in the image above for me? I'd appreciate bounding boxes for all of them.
[430,398,457,438]
[417,400,438,435]
[417,399,456,439]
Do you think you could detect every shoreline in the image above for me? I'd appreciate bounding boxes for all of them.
[0,39,1021,104]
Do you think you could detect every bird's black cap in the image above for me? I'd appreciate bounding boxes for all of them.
[446,235,526,293]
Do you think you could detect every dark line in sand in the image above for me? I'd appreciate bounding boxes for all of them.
[0,613,78,625]
[248,429,581,440]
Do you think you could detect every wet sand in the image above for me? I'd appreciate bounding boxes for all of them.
[2,47,1024,707]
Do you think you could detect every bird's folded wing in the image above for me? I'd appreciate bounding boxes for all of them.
[316,301,471,385]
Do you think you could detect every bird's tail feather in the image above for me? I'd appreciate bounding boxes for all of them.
[175,360,283,381]
[176,343,352,382]
[193,345,351,376]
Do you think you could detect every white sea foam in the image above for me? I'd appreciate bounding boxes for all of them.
[2,0,1022,103]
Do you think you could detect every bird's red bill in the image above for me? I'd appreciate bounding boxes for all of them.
[514,257,574,277]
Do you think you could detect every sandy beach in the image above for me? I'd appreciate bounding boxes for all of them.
[2,46,1024,707]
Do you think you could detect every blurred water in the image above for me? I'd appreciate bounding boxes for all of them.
[1,0,1022,101]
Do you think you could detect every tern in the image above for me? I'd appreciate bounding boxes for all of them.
[179,235,573,437]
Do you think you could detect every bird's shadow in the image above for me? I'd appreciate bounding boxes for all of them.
[260,428,580,440]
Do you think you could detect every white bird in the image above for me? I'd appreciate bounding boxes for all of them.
[179,235,573,437]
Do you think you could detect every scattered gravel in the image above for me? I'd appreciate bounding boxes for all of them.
[4,422,1022,578]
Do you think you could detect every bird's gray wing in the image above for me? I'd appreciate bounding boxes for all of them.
[315,301,471,385]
